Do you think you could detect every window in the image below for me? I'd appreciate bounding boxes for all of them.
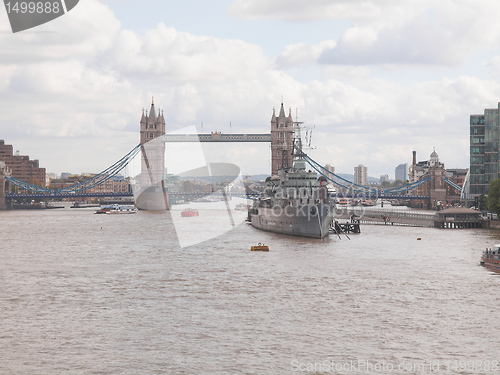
[471,126,484,135]
[471,116,485,125]
[470,155,484,164]
[471,137,484,144]
[470,146,484,155]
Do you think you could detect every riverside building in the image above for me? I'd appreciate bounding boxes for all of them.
[0,140,45,190]
[469,102,500,202]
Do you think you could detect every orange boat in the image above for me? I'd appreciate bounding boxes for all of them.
[181,208,199,217]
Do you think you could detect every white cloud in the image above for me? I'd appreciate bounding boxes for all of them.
[320,13,461,66]
[0,0,120,63]
[227,0,392,21]
[277,40,336,67]
[230,0,500,68]
[321,1,500,67]
[103,24,273,83]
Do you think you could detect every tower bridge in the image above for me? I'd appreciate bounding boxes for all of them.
[1,99,463,209]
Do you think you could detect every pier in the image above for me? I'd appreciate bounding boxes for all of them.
[335,208,436,227]
[333,207,483,229]
[434,207,482,229]
[331,219,361,234]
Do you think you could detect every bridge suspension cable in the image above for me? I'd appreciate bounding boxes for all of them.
[6,144,141,194]
[302,151,431,195]
[444,177,462,193]
[58,144,141,192]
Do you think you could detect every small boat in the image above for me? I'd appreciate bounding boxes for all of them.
[181,208,199,217]
[480,244,500,271]
[95,204,137,214]
[251,243,269,251]
[95,205,113,214]
[108,205,137,214]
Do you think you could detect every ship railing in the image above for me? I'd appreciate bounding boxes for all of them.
[483,251,500,260]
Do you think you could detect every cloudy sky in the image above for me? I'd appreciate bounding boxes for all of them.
[2,0,500,178]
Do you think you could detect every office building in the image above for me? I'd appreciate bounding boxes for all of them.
[324,164,335,175]
[395,163,408,182]
[469,103,500,199]
[354,164,367,186]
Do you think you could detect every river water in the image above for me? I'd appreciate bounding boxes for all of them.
[1,204,500,375]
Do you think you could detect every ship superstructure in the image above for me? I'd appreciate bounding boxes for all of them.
[248,120,332,238]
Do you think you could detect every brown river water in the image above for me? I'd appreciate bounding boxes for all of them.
[1,204,500,374]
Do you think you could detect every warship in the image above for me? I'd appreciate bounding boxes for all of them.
[248,123,332,238]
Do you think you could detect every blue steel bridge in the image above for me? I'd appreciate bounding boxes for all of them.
[4,132,462,203]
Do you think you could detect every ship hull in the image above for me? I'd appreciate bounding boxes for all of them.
[250,204,332,238]
[480,257,500,272]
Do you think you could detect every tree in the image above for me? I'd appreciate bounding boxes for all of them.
[487,179,500,214]
[478,194,488,211]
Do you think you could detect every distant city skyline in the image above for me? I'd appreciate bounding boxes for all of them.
[2,0,499,177]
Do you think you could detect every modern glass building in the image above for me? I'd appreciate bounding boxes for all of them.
[395,163,408,182]
[469,103,498,200]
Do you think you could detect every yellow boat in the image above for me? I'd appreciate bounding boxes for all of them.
[251,243,269,251]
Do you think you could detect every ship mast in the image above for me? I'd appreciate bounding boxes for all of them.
[292,120,306,171]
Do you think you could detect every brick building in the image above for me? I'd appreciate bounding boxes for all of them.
[48,174,131,194]
[0,140,46,191]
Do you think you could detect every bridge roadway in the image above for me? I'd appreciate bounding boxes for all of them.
[6,192,134,200]
[161,133,271,142]
[5,191,232,202]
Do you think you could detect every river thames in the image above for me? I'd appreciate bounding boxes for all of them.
[1,204,500,374]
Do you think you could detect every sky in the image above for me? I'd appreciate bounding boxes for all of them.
[2,0,500,178]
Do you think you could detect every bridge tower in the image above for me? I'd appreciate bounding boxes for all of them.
[271,102,294,175]
[140,98,166,186]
